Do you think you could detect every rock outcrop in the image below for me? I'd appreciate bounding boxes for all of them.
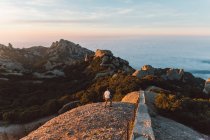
[121,91,140,104]
[0,39,94,76]
[166,68,184,80]
[21,102,135,140]
[133,65,185,81]
[93,49,134,79]
[203,78,210,94]
[94,49,113,58]
[45,39,93,70]
[0,43,25,72]
[0,42,135,79]
[132,65,155,78]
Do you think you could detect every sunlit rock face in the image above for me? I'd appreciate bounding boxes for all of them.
[94,49,113,58]
[132,65,155,79]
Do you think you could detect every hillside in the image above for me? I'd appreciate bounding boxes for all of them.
[0,39,93,73]
[0,40,135,124]
[0,39,210,139]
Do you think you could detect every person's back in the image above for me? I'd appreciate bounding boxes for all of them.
[104,90,110,99]
[104,88,112,107]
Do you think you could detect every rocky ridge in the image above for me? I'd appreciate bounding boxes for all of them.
[132,65,207,97]
[0,39,93,77]
[133,65,184,81]
[0,40,134,79]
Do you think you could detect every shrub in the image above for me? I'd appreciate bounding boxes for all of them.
[42,99,61,115]
[155,93,181,111]
[112,92,124,101]
[80,90,100,104]
[2,111,17,122]
[0,99,11,106]
[18,106,41,123]
[155,92,210,135]
[58,95,74,105]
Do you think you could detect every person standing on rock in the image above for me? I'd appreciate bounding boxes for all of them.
[104,88,112,107]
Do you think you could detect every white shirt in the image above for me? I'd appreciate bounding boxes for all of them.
[104,90,110,99]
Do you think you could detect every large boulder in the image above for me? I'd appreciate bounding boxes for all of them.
[121,91,140,104]
[166,69,184,80]
[203,78,210,94]
[133,65,185,81]
[132,65,155,79]
[141,65,154,71]
[93,49,134,77]
[21,103,135,140]
[94,49,113,58]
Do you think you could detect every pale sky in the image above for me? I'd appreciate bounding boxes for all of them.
[0,0,210,47]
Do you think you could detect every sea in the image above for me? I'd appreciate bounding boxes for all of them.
[76,36,210,80]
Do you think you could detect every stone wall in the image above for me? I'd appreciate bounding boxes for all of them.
[131,91,155,140]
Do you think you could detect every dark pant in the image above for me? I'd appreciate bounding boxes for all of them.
[104,98,112,107]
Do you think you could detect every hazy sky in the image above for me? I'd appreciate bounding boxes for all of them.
[0,0,210,47]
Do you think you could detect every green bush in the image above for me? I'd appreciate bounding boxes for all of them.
[80,92,90,104]
[155,93,181,111]
[155,92,210,135]
[76,74,142,104]
[112,92,124,101]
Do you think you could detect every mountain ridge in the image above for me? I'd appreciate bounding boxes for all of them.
[0,39,93,73]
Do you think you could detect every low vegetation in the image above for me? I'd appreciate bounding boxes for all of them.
[155,92,210,135]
